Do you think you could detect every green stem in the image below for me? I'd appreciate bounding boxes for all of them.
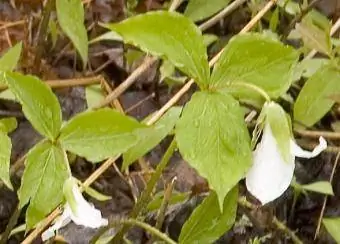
[112,138,177,243]
[0,205,20,244]
[91,218,177,244]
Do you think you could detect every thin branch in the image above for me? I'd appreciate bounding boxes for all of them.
[199,0,247,31]
[294,129,340,140]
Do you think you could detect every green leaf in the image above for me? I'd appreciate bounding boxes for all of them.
[56,0,88,66]
[184,0,231,22]
[3,72,62,140]
[176,92,251,207]
[0,117,17,133]
[203,34,218,47]
[105,11,210,87]
[292,58,329,81]
[59,108,144,162]
[269,7,279,32]
[122,107,181,170]
[294,65,340,127]
[89,31,122,45]
[49,19,58,49]
[0,133,12,189]
[323,218,340,243]
[296,21,331,56]
[265,102,291,163]
[302,181,334,195]
[84,186,112,201]
[210,33,299,98]
[18,141,69,229]
[147,191,190,211]
[85,84,105,109]
[0,42,22,72]
[179,188,238,244]
[0,89,16,101]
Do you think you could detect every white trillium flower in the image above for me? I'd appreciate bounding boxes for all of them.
[42,178,108,241]
[246,122,327,205]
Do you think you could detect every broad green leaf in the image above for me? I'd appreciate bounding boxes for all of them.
[0,133,12,189]
[210,33,299,98]
[292,58,329,81]
[184,0,231,22]
[0,117,17,133]
[18,141,69,229]
[85,84,105,109]
[176,92,251,207]
[147,191,190,211]
[59,108,144,162]
[56,0,88,66]
[122,107,181,170]
[302,181,334,195]
[323,218,340,243]
[3,72,62,139]
[265,102,291,163]
[296,21,331,56]
[105,11,210,87]
[294,65,340,127]
[0,42,22,72]
[179,188,238,244]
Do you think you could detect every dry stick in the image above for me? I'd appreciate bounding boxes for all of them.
[94,0,248,109]
[305,17,340,59]
[314,152,340,240]
[199,0,247,30]
[0,76,101,90]
[21,2,276,243]
[0,20,25,31]
[295,129,340,140]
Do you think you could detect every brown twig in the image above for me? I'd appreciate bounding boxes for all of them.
[294,129,340,140]
[0,20,25,31]
[314,152,340,239]
[0,76,101,91]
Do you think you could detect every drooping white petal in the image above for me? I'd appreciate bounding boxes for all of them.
[67,181,108,228]
[291,136,327,158]
[246,123,295,205]
[41,207,72,241]
[42,179,108,241]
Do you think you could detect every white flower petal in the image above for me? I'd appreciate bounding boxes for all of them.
[246,123,295,205]
[41,207,72,241]
[291,136,327,158]
[68,183,108,228]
